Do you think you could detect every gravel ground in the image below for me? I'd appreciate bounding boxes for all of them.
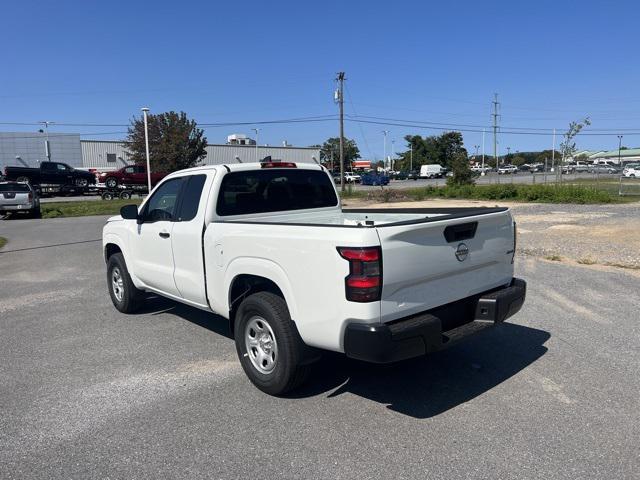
[345,199,640,269]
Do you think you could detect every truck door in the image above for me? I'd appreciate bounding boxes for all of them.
[122,166,136,184]
[170,173,211,307]
[129,177,184,296]
[40,162,57,184]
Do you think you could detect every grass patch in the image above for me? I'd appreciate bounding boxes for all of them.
[545,254,563,262]
[577,258,597,265]
[398,183,623,204]
[42,199,142,218]
[0,236,7,250]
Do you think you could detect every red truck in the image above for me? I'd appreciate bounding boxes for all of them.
[98,165,167,189]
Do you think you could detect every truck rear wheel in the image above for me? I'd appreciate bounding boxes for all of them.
[234,292,309,395]
[107,253,142,313]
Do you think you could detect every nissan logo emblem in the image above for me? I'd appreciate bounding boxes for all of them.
[455,243,469,262]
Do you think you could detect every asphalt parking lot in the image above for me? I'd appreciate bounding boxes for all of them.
[1,216,639,479]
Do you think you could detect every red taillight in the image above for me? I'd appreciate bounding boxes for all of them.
[337,246,382,302]
[261,162,297,168]
[28,192,33,202]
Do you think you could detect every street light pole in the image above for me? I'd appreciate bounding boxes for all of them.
[382,130,389,170]
[618,135,623,167]
[39,121,54,161]
[252,128,261,163]
[141,108,152,192]
[391,139,395,171]
[410,143,413,172]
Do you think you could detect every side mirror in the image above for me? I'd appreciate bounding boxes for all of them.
[120,204,140,222]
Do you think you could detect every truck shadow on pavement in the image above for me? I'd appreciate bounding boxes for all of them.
[137,296,549,419]
[293,323,550,419]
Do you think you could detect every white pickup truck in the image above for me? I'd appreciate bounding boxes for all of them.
[103,161,526,395]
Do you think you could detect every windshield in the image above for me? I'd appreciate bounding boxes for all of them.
[0,183,30,192]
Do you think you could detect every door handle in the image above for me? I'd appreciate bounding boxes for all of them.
[159,232,170,238]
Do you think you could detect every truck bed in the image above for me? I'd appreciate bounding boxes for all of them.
[221,207,507,228]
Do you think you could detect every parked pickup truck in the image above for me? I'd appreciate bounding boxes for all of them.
[98,164,167,189]
[103,161,526,395]
[3,161,96,188]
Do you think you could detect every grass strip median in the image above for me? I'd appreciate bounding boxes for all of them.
[345,183,637,204]
[42,199,142,218]
[0,236,7,249]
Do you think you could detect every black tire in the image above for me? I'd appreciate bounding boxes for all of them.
[105,177,118,189]
[120,191,132,200]
[234,292,310,395]
[107,253,142,313]
[102,191,114,200]
[75,178,89,187]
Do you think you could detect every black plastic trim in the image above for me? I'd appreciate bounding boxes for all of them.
[343,277,526,363]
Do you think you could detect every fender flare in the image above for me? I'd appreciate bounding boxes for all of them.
[103,233,144,289]
[223,257,298,321]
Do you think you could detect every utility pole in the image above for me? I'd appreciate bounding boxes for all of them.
[252,128,261,163]
[141,108,152,192]
[506,146,511,163]
[336,72,346,192]
[492,93,500,182]
[618,135,623,167]
[473,145,480,161]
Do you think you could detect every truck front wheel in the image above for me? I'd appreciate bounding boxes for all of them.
[107,253,142,313]
[235,292,309,395]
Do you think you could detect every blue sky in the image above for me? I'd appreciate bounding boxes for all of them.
[2,0,639,159]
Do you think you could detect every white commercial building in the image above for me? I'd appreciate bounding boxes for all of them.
[79,139,320,171]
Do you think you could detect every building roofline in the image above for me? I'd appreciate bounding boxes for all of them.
[80,139,319,150]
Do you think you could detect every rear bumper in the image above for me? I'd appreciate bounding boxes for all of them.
[343,278,526,363]
[0,202,34,212]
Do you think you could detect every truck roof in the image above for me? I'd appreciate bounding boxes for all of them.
[165,162,326,177]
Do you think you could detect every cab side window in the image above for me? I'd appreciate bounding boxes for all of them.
[142,178,183,223]
[176,175,206,221]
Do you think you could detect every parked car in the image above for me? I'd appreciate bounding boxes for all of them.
[0,181,41,217]
[589,164,620,174]
[470,165,491,174]
[420,164,443,178]
[3,161,96,188]
[103,161,526,395]
[623,166,640,178]
[361,172,390,186]
[99,165,167,189]
[407,170,420,180]
[497,165,518,174]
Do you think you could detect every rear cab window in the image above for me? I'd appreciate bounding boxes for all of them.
[0,183,31,192]
[216,169,337,216]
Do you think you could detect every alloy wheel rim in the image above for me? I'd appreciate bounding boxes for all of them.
[245,316,278,374]
[111,267,124,302]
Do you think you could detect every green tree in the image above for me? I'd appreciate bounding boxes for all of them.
[447,152,474,186]
[125,111,207,172]
[510,155,526,166]
[396,131,468,171]
[559,117,591,181]
[319,137,360,170]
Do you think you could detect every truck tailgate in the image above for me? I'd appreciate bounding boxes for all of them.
[376,210,515,323]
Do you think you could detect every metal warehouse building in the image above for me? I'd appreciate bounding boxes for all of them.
[1,132,320,171]
[80,140,321,171]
